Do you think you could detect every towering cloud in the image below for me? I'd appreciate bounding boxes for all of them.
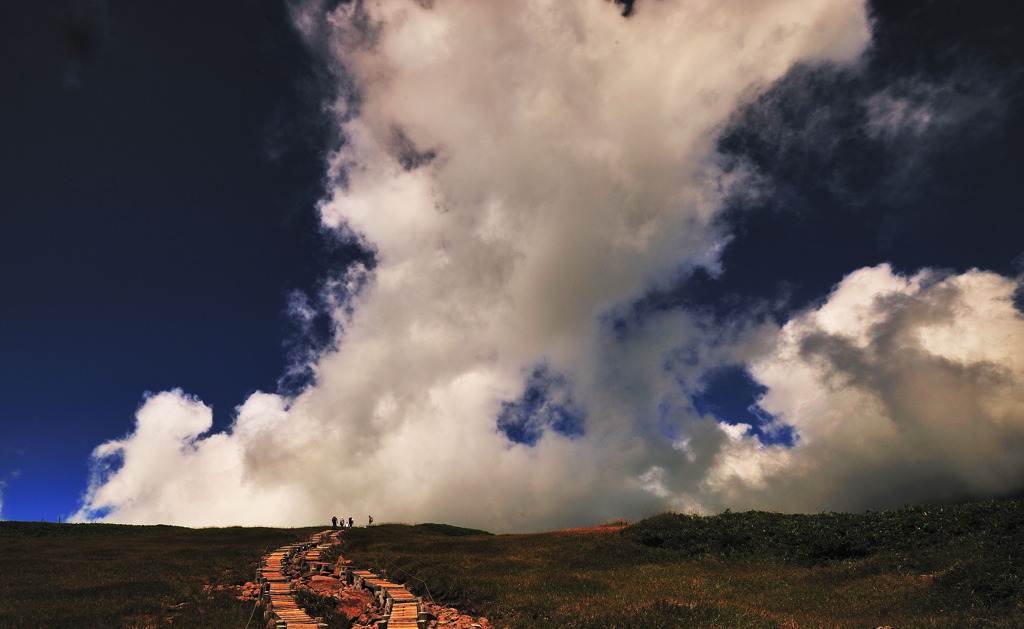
[74,0,1024,531]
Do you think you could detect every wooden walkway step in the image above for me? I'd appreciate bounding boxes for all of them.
[257,533,335,628]
[256,529,436,629]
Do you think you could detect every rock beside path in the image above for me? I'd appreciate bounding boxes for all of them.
[419,603,493,629]
[341,600,493,629]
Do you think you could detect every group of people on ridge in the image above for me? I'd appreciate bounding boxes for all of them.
[331,515,372,529]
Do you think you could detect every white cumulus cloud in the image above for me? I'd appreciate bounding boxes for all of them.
[82,0,1020,532]
[723,264,1024,512]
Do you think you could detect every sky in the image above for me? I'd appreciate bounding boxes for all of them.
[1,0,1022,532]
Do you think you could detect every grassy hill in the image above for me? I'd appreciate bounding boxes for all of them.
[0,521,320,628]
[336,500,1024,628]
[1,499,1021,628]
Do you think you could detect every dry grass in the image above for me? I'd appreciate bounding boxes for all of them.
[337,503,1024,629]
[0,522,320,628]
[2,501,1022,628]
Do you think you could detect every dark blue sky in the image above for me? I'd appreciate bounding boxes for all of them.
[1,0,1022,523]
[0,0,347,521]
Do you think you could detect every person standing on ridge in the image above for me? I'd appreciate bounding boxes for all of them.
[348,516,353,528]
[368,515,373,526]
[332,516,338,529]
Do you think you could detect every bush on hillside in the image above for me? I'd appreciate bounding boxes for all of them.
[415,523,493,537]
[293,588,352,629]
[622,499,1024,607]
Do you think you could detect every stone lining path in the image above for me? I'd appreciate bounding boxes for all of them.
[256,529,453,629]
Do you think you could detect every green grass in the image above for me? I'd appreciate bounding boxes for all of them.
[415,522,494,537]
[0,521,321,628]
[624,500,1024,609]
[336,499,1024,629]
[2,500,1022,628]
[293,588,353,629]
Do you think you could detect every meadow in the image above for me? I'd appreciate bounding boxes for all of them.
[0,522,320,628]
[0,499,1021,628]
[336,500,1024,629]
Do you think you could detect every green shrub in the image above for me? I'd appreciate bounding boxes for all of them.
[934,538,1024,608]
[293,588,352,629]
[415,522,493,537]
[623,499,1024,567]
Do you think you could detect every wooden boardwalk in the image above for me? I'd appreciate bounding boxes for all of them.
[257,529,430,629]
